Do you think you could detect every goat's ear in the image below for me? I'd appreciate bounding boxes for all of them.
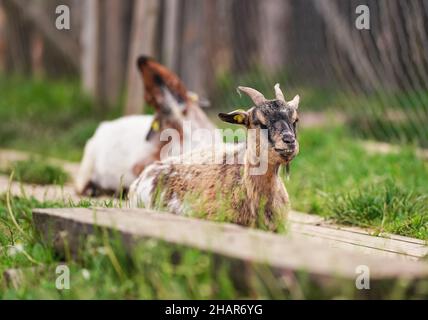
[145,118,161,141]
[218,110,249,126]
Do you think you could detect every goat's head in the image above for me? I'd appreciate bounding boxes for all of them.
[219,84,300,164]
[137,55,189,141]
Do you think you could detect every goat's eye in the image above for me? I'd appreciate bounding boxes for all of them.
[293,119,298,131]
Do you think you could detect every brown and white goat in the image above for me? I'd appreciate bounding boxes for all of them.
[75,56,217,196]
[129,85,300,232]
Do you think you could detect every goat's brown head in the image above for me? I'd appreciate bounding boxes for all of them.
[218,84,300,164]
[137,56,189,141]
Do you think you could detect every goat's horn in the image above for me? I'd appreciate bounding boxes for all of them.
[237,86,266,105]
[274,83,285,102]
[288,95,300,109]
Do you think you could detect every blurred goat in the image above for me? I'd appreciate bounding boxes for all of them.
[75,56,216,196]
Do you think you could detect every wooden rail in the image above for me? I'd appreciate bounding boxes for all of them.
[33,208,428,282]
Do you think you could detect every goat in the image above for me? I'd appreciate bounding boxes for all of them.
[75,56,216,196]
[129,85,300,232]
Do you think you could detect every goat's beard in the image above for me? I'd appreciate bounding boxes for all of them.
[277,162,293,181]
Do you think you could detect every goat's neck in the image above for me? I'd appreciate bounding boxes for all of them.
[243,141,280,201]
[244,160,279,193]
[241,142,286,231]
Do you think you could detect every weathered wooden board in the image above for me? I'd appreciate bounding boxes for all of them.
[0,149,80,179]
[290,211,426,245]
[289,223,427,259]
[289,211,427,260]
[0,175,111,204]
[361,141,428,161]
[33,208,428,281]
[0,149,82,202]
[0,175,80,203]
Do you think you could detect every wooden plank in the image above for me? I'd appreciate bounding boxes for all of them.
[289,211,426,260]
[290,223,428,259]
[110,210,427,261]
[289,211,325,225]
[125,208,422,261]
[291,232,421,261]
[378,232,427,245]
[0,175,111,205]
[0,149,80,180]
[0,175,79,202]
[318,221,427,246]
[361,140,428,161]
[32,208,428,281]
[290,210,427,247]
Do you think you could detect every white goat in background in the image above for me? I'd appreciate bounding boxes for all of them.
[75,56,217,196]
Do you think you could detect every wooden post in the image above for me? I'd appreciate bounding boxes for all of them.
[103,0,127,106]
[259,0,291,73]
[124,0,161,115]
[2,0,32,74]
[81,0,130,108]
[95,0,128,108]
[162,0,180,71]
[230,0,260,74]
[30,31,44,77]
[81,0,100,98]
[178,0,208,96]
[0,2,5,72]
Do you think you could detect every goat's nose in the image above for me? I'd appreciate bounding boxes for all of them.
[282,134,296,145]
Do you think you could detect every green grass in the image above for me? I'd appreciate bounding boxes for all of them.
[0,74,120,161]
[286,126,428,240]
[326,182,428,239]
[1,159,69,185]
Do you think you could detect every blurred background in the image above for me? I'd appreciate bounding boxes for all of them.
[1,0,428,157]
